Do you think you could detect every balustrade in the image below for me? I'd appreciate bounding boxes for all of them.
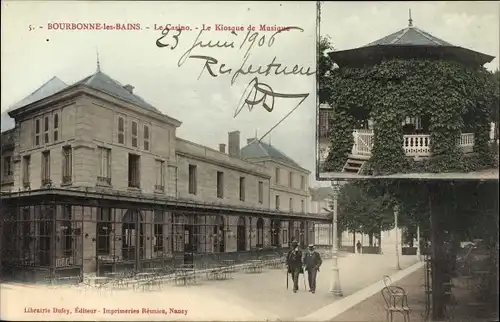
[350,130,475,157]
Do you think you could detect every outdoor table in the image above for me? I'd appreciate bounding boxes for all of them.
[210,266,232,280]
[268,257,283,269]
[135,272,156,280]
[104,272,130,288]
[85,276,110,285]
[174,267,196,285]
[132,272,157,291]
[105,272,122,278]
[82,276,111,293]
[221,260,236,272]
[245,260,264,274]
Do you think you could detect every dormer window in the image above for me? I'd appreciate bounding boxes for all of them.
[118,116,125,144]
[53,114,59,142]
[144,125,150,151]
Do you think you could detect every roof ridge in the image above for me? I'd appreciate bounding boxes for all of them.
[8,76,68,111]
[21,76,66,99]
[364,28,407,47]
[413,27,448,46]
[255,140,270,156]
[389,27,411,44]
[83,71,99,86]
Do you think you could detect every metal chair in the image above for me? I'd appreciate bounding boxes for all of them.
[381,286,411,322]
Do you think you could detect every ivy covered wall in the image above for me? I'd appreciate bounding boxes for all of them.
[323,59,499,175]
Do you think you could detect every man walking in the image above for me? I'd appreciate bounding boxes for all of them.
[304,244,322,294]
[286,240,303,293]
[356,240,362,254]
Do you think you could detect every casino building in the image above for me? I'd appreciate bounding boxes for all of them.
[0,65,326,280]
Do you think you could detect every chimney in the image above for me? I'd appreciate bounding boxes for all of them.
[228,131,240,158]
[219,144,226,153]
[247,138,256,144]
[123,84,134,93]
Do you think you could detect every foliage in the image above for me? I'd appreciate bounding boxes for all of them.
[331,179,498,248]
[491,69,500,125]
[317,35,334,105]
[335,180,395,237]
[322,58,499,175]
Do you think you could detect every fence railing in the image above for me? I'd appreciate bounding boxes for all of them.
[351,130,475,157]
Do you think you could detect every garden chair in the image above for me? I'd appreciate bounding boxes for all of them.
[381,286,411,322]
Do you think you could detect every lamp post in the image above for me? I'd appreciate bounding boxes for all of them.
[416,225,421,261]
[330,180,343,296]
[394,205,401,270]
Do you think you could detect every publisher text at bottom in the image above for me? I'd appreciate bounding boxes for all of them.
[103,308,189,315]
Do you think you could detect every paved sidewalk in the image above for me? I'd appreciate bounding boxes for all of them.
[0,254,419,321]
[330,266,499,322]
[331,265,428,322]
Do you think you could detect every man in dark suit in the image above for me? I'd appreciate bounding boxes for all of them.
[304,244,322,294]
[286,240,303,293]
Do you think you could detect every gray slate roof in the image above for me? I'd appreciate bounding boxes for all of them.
[8,76,68,111]
[73,71,160,113]
[8,71,160,114]
[364,25,454,47]
[241,138,303,169]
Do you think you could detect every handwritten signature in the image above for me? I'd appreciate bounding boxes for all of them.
[155,26,314,136]
[234,77,309,139]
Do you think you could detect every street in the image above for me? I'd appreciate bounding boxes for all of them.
[1,254,419,321]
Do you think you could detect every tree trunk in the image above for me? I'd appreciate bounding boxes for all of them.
[429,183,446,321]
[368,233,373,246]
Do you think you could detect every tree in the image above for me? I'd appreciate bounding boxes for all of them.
[337,178,498,319]
[317,35,334,104]
[490,69,499,143]
[334,180,395,246]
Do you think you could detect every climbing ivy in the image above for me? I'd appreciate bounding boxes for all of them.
[323,59,499,175]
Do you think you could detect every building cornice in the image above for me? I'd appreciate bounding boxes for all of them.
[0,187,329,221]
[245,157,311,175]
[8,85,182,128]
[271,184,310,197]
[176,150,271,180]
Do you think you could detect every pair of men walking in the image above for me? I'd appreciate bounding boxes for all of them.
[286,240,322,293]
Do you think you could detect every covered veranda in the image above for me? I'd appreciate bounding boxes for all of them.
[0,188,328,282]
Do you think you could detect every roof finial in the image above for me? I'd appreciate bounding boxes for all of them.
[408,9,413,27]
[96,47,101,72]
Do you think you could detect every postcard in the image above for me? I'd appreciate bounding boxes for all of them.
[0,1,330,321]
[317,1,500,181]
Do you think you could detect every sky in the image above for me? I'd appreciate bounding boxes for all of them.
[1,1,331,188]
[320,1,500,71]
